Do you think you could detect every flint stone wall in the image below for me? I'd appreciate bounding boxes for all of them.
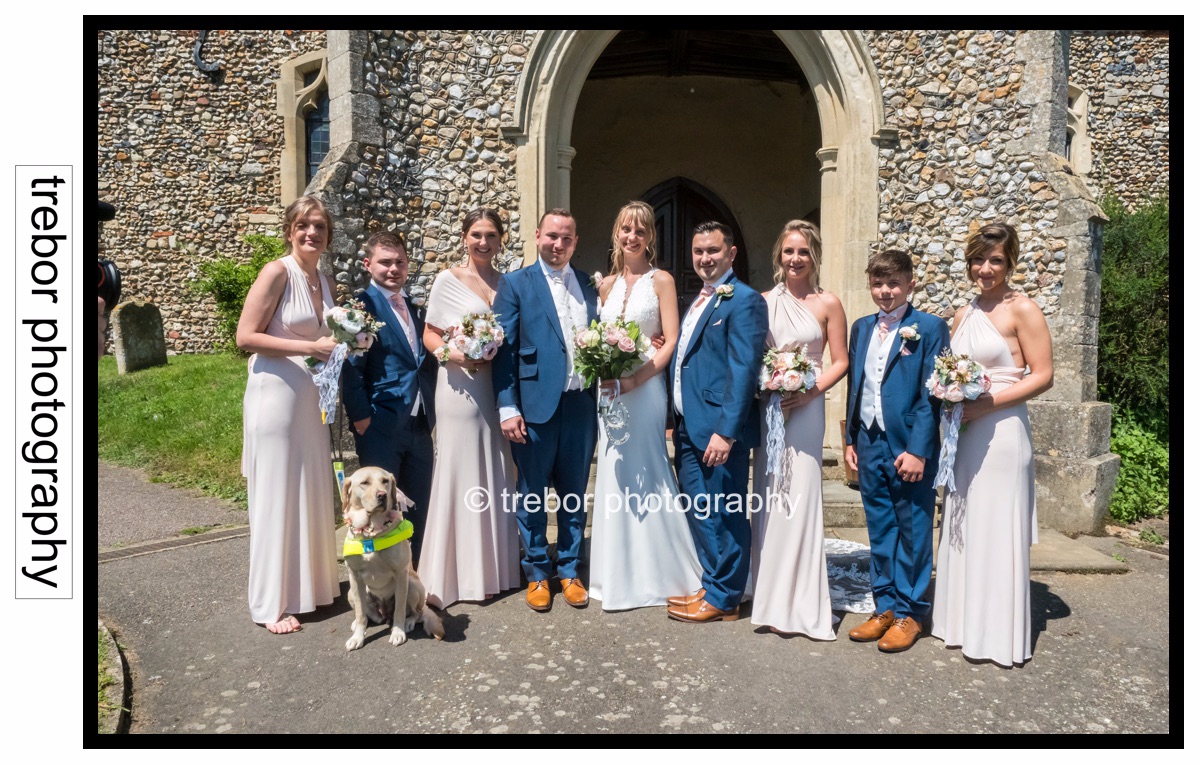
[1069,30,1169,208]
[316,30,535,306]
[97,30,327,353]
[864,29,1068,321]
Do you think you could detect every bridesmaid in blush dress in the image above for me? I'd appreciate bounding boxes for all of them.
[237,195,341,634]
[750,220,849,639]
[931,222,1054,667]
[418,208,521,608]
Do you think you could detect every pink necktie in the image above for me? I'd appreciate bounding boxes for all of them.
[690,284,715,315]
[391,293,416,351]
[390,292,409,322]
[877,313,896,340]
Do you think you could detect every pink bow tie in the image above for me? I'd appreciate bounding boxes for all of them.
[690,284,715,315]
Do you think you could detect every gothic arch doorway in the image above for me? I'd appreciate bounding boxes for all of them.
[640,177,749,314]
[507,29,884,448]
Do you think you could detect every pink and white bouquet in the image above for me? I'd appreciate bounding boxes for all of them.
[573,318,650,444]
[760,344,821,477]
[309,299,384,424]
[437,312,505,364]
[925,350,992,492]
[925,350,992,404]
[759,344,820,398]
[572,318,651,390]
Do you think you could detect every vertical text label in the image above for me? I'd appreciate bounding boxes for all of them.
[15,166,71,598]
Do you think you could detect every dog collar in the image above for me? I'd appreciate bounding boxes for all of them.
[343,519,413,557]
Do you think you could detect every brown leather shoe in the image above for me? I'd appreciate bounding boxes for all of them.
[848,610,895,642]
[667,598,739,623]
[526,580,551,611]
[878,616,922,652]
[666,588,706,608]
[560,578,588,608]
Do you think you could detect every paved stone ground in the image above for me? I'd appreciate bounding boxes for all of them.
[97,463,1170,735]
[98,462,246,548]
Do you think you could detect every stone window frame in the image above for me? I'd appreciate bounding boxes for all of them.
[1065,82,1092,175]
[278,49,329,205]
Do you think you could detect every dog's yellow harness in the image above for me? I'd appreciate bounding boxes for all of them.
[343,519,413,557]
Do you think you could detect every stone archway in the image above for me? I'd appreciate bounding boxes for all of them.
[504,30,886,448]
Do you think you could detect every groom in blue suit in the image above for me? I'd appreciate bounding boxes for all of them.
[493,209,599,612]
[342,231,437,563]
[844,249,949,652]
[666,222,768,623]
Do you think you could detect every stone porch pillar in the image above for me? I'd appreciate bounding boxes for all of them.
[1011,30,1119,534]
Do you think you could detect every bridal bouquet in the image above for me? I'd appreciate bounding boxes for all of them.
[925,350,992,492]
[760,344,821,478]
[435,312,505,364]
[572,319,651,393]
[309,300,383,424]
[573,319,651,446]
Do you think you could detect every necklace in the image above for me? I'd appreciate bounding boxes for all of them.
[304,273,320,293]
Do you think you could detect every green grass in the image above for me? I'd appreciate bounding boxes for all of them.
[99,354,249,507]
[98,629,116,731]
[180,525,216,536]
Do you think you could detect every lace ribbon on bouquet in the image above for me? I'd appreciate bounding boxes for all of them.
[765,392,786,478]
[598,383,631,446]
[312,343,350,425]
[934,403,964,493]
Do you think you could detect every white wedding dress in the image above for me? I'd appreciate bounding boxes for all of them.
[588,270,703,610]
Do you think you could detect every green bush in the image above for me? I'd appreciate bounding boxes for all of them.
[1097,193,1170,524]
[1097,194,1169,439]
[193,234,285,352]
[1108,412,1170,524]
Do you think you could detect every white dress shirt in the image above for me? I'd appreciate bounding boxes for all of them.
[538,258,589,392]
[858,304,907,431]
[673,268,733,417]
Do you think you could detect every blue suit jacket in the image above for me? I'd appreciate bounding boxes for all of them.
[491,262,600,425]
[668,277,768,447]
[844,303,949,461]
[342,287,437,430]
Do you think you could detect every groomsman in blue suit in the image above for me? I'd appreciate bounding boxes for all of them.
[493,209,599,612]
[342,231,437,563]
[844,249,949,651]
[666,222,768,623]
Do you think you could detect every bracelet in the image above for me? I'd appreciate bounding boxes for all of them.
[433,344,451,365]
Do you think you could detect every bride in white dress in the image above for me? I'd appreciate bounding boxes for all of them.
[589,201,703,610]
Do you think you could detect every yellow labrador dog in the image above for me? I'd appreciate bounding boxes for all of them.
[341,466,445,650]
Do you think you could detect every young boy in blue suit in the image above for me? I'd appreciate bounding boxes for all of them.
[342,232,437,563]
[844,250,949,652]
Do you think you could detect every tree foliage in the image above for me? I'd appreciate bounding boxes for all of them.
[1097,194,1169,523]
[1097,194,1169,439]
[193,234,285,353]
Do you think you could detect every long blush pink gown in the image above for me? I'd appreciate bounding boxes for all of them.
[243,255,340,624]
[750,285,835,640]
[931,298,1037,666]
[418,270,521,608]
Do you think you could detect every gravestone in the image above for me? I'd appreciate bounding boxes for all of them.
[111,301,168,374]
